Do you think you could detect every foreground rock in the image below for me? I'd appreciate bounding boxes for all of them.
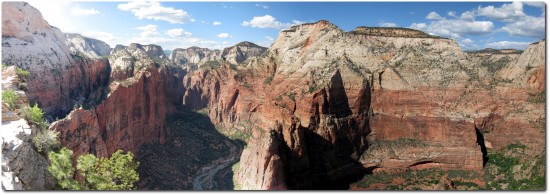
[1,66,54,190]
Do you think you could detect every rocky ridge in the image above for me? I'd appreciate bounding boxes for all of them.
[2,2,111,119]
[65,33,112,59]
[169,42,267,71]
[182,20,545,189]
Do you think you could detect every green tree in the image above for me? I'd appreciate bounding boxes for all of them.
[47,148,81,190]
[48,147,140,190]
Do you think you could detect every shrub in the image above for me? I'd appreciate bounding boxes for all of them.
[48,148,140,190]
[32,130,60,154]
[21,103,47,128]
[2,89,18,109]
[16,67,30,80]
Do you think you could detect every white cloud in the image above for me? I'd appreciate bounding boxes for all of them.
[485,41,531,50]
[242,15,300,29]
[130,24,231,50]
[501,15,545,38]
[212,21,222,26]
[461,38,474,45]
[448,11,456,17]
[426,11,444,20]
[117,1,193,24]
[71,7,101,16]
[409,23,427,30]
[458,38,480,50]
[255,4,269,9]
[460,11,476,20]
[410,19,493,38]
[217,33,232,38]
[165,28,192,37]
[259,36,276,47]
[380,22,397,27]
[476,1,526,22]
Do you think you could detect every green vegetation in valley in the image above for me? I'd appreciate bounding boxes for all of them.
[353,143,545,190]
[48,147,139,190]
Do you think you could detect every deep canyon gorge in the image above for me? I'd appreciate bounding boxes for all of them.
[1,2,545,190]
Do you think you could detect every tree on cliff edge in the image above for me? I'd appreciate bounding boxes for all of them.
[48,147,139,190]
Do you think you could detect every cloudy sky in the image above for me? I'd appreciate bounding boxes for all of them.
[29,1,545,51]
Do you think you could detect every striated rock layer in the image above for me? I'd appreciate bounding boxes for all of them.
[49,44,185,157]
[182,20,545,189]
[2,2,110,119]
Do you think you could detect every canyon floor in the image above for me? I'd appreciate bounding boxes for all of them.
[136,109,244,190]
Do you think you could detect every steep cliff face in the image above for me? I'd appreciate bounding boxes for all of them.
[183,20,545,189]
[65,33,112,59]
[49,43,185,158]
[2,2,110,119]
[49,68,174,157]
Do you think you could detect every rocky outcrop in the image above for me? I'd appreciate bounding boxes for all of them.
[65,33,112,59]
[2,2,111,119]
[49,42,185,158]
[169,42,267,71]
[221,42,267,65]
[49,66,177,158]
[351,26,445,39]
[1,66,55,190]
[169,47,222,68]
[182,20,545,189]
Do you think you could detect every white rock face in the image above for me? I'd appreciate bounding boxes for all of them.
[498,39,545,82]
[221,42,267,65]
[168,42,267,70]
[65,33,112,59]
[169,47,222,66]
[109,43,175,81]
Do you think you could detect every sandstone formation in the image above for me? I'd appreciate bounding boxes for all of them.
[2,2,110,119]
[169,46,222,70]
[182,20,545,189]
[169,42,267,71]
[65,33,112,59]
[1,2,544,190]
[49,44,184,158]
[221,41,267,65]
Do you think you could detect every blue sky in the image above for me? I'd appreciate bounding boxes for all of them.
[29,1,545,51]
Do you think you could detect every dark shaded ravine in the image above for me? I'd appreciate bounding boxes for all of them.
[136,110,244,190]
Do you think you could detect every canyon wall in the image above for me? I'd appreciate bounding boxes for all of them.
[182,20,545,189]
[2,2,110,119]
